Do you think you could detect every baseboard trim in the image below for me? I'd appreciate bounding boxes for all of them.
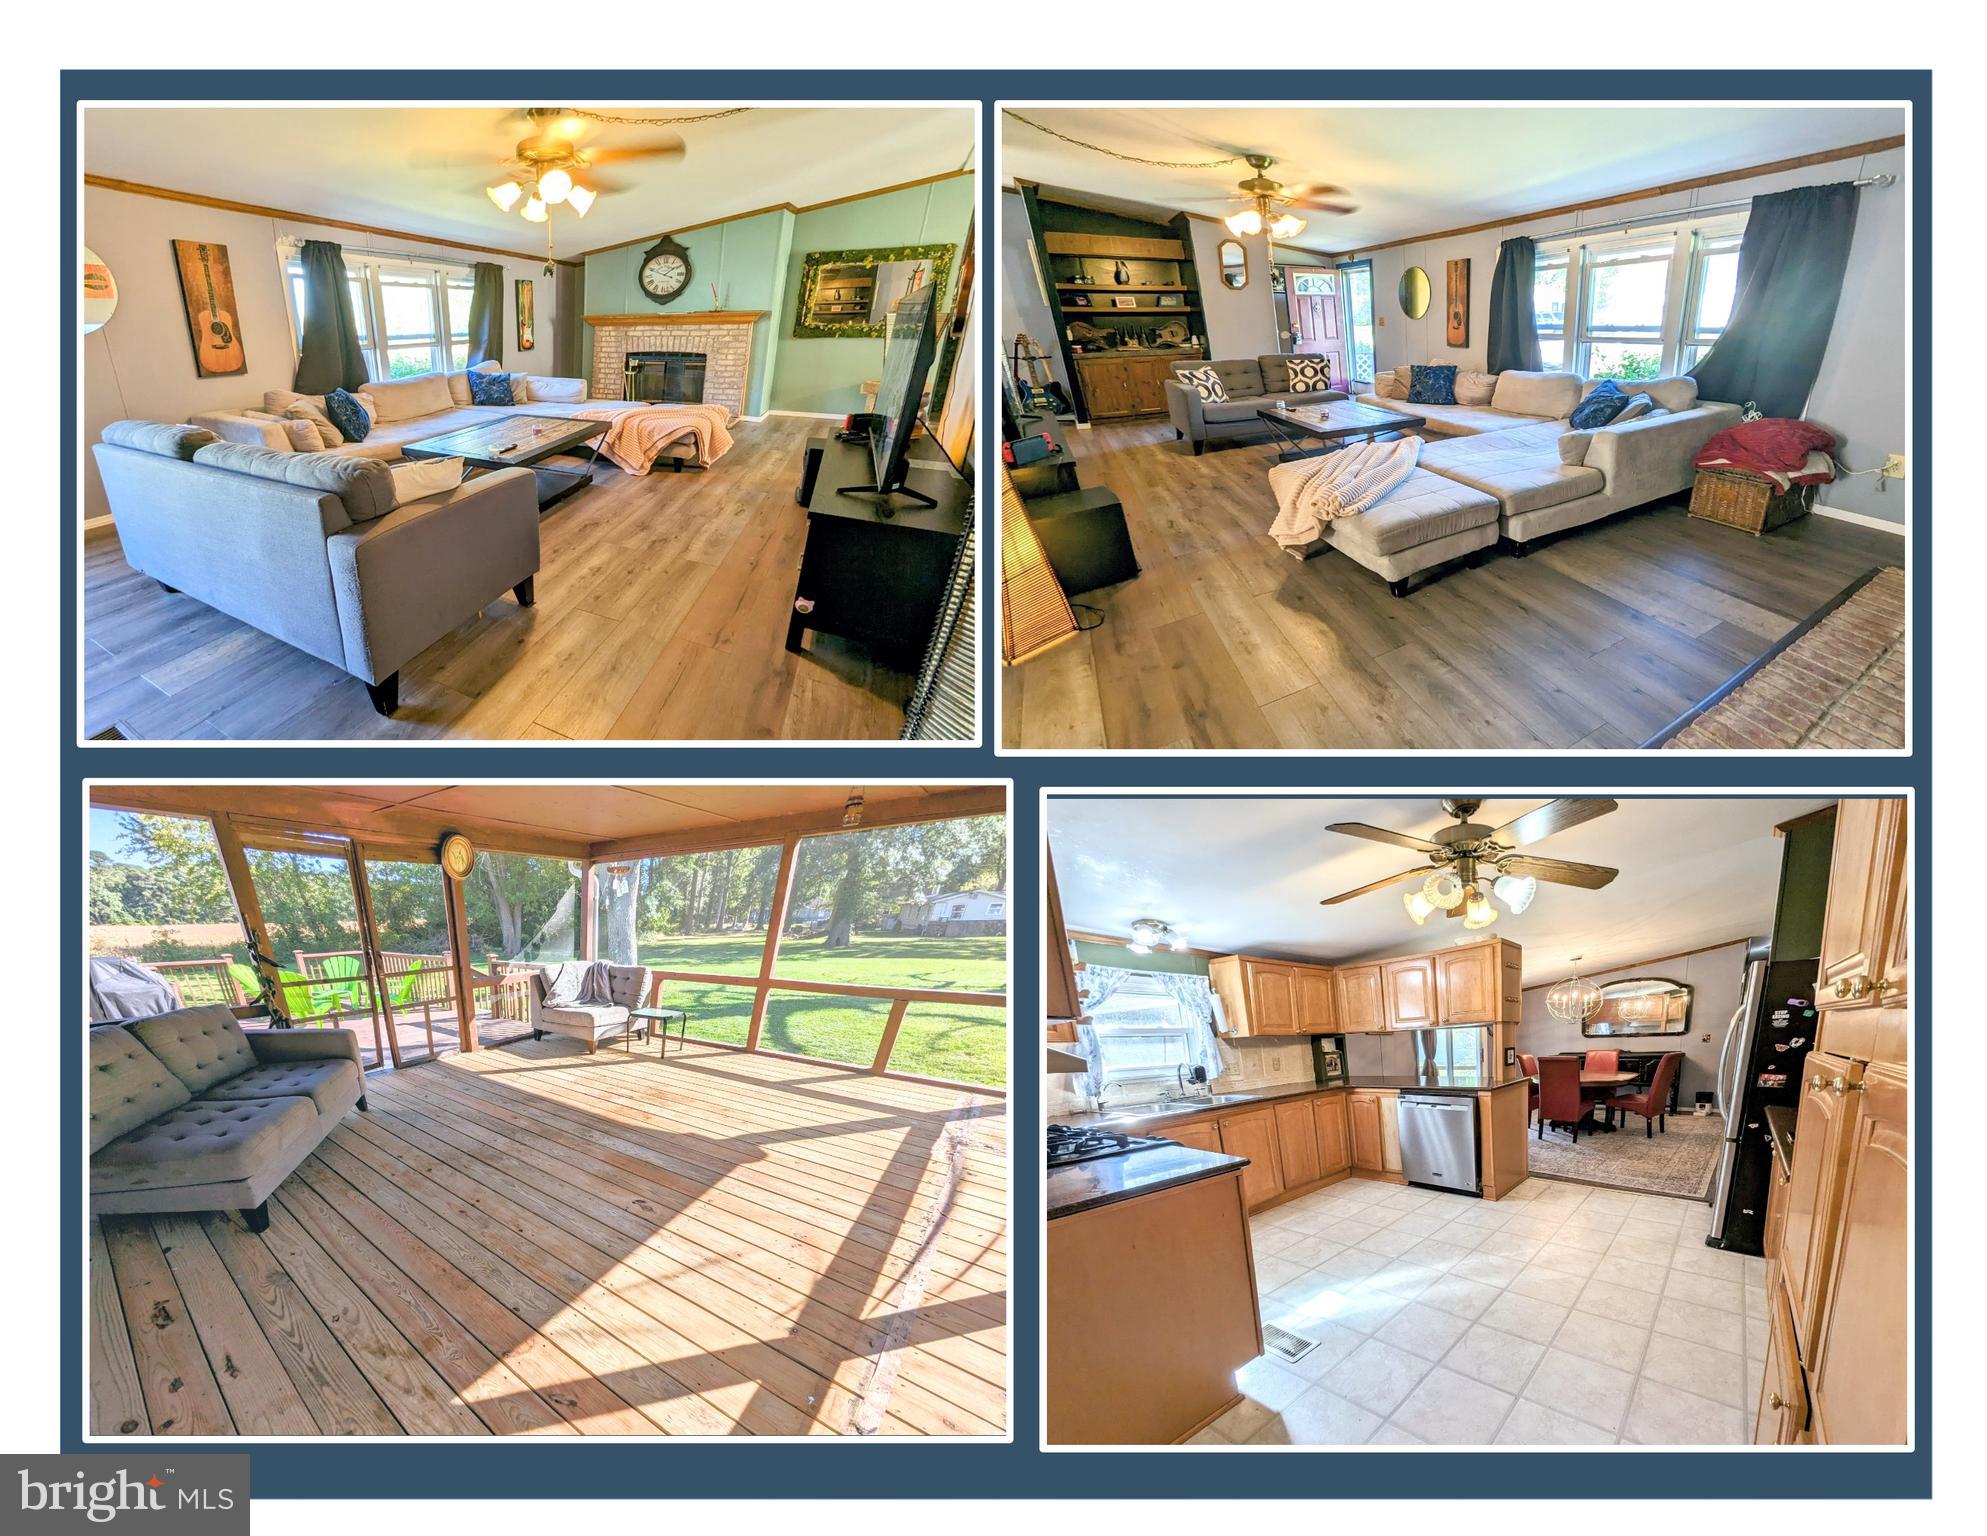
[1812,501,1906,535]
[762,409,847,420]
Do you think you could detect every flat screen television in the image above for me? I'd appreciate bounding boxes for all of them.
[841,282,940,510]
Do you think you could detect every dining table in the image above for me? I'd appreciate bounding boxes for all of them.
[1580,1069,1640,1131]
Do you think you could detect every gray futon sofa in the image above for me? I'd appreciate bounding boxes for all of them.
[90,1006,366,1233]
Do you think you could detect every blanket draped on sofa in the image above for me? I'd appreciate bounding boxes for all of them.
[1267,436,1422,554]
[576,403,737,472]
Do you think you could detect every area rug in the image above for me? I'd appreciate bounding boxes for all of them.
[1648,566,1905,749]
[1526,1109,1722,1200]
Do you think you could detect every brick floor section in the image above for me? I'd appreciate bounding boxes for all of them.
[1664,567,1905,749]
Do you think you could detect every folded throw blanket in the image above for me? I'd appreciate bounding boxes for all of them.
[1695,418,1837,488]
[576,403,736,473]
[1267,436,1421,556]
[542,959,614,1009]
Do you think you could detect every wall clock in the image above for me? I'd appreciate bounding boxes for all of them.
[638,235,693,306]
[439,833,477,880]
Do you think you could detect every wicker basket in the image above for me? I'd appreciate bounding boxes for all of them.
[1688,467,1815,535]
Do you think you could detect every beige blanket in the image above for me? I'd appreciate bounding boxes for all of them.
[575,403,736,473]
[1267,436,1420,556]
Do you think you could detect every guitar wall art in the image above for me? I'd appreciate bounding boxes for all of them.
[171,239,247,377]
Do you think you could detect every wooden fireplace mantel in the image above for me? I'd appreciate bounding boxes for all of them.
[585,310,768,327]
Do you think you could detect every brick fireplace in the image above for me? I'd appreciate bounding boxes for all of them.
[585,310,767,418]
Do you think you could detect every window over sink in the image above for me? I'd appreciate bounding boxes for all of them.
[1088,972,1199,1089]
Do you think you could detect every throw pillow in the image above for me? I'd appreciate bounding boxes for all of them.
[469,370,516,406]
[508,373,532,403]
[1284,356,1333,394]
[1176,365,1227,404]
[1558,431,1593,466]
[283,400,344,445]
[323,387,373,443]
[1407,364,1458,406]
[273,415,325,452]
[1611,392,1659,423]
[389,456,466,508]
[1569,380,1630,430]
[1373,372,1408,401]
[525,374,587,404]
[1454,370,1497,407]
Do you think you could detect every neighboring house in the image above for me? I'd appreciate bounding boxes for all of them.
[897,889,1008,937]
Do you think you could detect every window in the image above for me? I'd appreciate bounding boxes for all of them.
[1577,237,1672,382]
[1532,248,1570,371]
[1681,229,1744,370]
[88,809,252,1015]
[284,254,474,379]
[1088,974,1197,1089]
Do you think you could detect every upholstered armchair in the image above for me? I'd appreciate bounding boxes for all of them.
[527,964,655,1053]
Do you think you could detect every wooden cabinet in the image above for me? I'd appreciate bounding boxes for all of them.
[1347,1092,1383,1171]
[1168,1122,1221,1154]
[1778,1051,1861,1348]
[1216,1109,1283,1211]
[1382,955,1438,1030]
[1816,799,1904,1018]
[1763,1133,1793,1288]
[1209,955,1334,1037]
[1806,1062,1907,1446]
[1754,1276,1811,1445]
[1045,850,1083,1028]
[1436,939,1523,1025]
[1246,963,1300,1036]
[1379,1093,1402,1174]
[1273,1100,1321,1190]
[1294,968,1337,1033]
[1313,1093,1350,1176]
[1332,964,1386,1033]
[1074,353,1194,420]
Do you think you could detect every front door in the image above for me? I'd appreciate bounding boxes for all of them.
[1285,268,1346,379]
[1338,259,1377,387]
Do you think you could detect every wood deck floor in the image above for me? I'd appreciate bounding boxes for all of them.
[83,416,912,742]
[90,1037,1008,1437]
[1000,417,1904,750]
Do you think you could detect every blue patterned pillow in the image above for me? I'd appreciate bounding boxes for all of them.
[1570,380,1630,430]
[322,388,372,443]
[1407,364,1457,405]
[468,370,516,406]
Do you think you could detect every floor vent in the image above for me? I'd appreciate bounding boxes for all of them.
[1262,1323,1319,1364]
[89,727,126,741]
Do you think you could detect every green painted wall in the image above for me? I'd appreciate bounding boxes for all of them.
[1072,939,1209,977]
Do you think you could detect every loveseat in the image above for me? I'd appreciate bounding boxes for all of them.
[525,963,656,1053]
[1163,355,1348,453]
[89,1007,365,1233]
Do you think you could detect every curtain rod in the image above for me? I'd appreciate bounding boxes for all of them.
[277,234,491,271]
[1529,172,1894,247]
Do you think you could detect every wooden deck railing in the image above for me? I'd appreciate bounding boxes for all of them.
[145,957,247,1008]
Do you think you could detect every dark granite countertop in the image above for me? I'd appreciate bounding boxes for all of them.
[1059,1073,1528,1132]
[1765,1103,1797,1174]
[1047,1143,1250,1220]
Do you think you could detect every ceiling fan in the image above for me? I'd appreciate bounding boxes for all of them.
[483,108,687,223]
[1222,154,1358,241]
[1318,798,1620,931]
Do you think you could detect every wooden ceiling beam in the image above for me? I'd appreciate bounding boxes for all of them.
[586,785,1008,861]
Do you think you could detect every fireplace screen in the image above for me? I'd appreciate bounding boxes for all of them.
[624,350,708,403]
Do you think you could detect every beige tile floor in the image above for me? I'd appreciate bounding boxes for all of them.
[1197,1174,1768,1446]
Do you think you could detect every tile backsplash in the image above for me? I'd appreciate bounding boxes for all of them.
[1215,1035,1317,1088]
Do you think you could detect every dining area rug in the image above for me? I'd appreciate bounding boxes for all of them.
[1526,1109,1723,1199]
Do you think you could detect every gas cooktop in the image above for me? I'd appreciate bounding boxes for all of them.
[1046,1123,1177,1168]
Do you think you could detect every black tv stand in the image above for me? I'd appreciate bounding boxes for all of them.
[834,481,939,512]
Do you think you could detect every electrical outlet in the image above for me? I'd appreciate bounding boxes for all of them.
[1881,453,1906,479]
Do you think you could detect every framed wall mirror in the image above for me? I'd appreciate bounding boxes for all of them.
[1581,976,1693,1037]
[1399,265,1431,319]
[1217,239,1248,289]
[793,243,956,338]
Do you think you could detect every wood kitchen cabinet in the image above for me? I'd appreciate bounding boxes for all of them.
[1074,353,1193,420]
[1379,1094,1402,1173]
[1168,1122,1222,1154]
[1778,1050,1861,1348]
[1816,800,1905,1016]
[1313,1092,1350,1176]
[1346,1090,1399,1174]
[1382,955,1438,1030]
[1209,955,1334,1037]
[1293,968,1337,1033]
[1332,963,1386,1033]
[1273,1100,1321,1190]
[1436,939,1523,1025]
[1754,1277,1811,1445]
[1216,1109,1284,1210]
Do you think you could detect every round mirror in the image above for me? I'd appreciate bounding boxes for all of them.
[1217,239,1248,290]
[1399,266,1431,319]
[82,246,118,334]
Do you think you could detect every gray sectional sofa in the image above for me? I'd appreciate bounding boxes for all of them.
[1163,355,1348,452]
[89,1007,366,1233]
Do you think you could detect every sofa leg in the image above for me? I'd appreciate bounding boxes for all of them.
[357,1094,369,1112]
[364,672,400,716]
[585,1040,598,1055]
[157,580,180,594]
[531,1029,543,1041]
[242,1202,271,1234]
[1174,429,1184,440]
[1509,540,1531,559]
[1388,578,1411,598]
[1192,442,1205,456]
[513,576,536,607]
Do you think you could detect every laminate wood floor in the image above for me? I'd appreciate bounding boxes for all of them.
[83,417,911,742]
[1000,418,1905,750]
[90,1037,1007,1437]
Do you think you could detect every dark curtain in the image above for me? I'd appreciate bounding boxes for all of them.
[1689,181,1860,418]
[1486,237,1543,374]
[466,261,504,366]
[554,260,585,380]
[292,239,368,393]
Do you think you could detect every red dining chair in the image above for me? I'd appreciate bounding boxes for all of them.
[1518,1052,1540,1126]
[1583,1048,1623,1127]
[1612,1053,1684,1137]
[1536,1055,1608,1143]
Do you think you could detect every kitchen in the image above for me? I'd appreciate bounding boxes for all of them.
[1044,794,1911,1449]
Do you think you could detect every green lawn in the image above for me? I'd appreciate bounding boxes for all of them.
[636,931,1007,1088]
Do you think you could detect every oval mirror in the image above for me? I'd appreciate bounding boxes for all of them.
[1399,266,1430,319]
[82,246,118,334]
[1217,239,1248,290]
[1581,976,1693,1037]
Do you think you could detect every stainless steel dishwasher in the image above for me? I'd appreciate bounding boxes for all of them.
[1397,1093,1480,1195]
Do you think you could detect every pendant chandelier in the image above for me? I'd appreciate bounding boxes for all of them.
[1546,957,1605,1024]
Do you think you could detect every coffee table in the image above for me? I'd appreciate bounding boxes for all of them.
[401,415,608,511]
[1257,399,1426,462]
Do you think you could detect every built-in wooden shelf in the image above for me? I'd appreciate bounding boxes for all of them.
[1062,304,1194,315]
[1055,282,1193,292]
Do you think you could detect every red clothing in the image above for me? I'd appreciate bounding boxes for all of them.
[1695,418,1837,486]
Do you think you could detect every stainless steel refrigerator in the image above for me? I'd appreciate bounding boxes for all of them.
[1706,938,1820,1253]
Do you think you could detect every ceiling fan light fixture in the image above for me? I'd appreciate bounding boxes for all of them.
[1493,874,1537,915]
[1423,870,1465,911]
[486,179,522,212]
[1268,212,1306,241]
[520,195,548,224]
[1403,888,1435,925]
[1462,887,1498,930]
[537,166,574,204]
[565,183,596,217]
[1225,207,1264,238]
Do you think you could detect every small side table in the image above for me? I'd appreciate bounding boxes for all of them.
[628,1005,688,1055]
